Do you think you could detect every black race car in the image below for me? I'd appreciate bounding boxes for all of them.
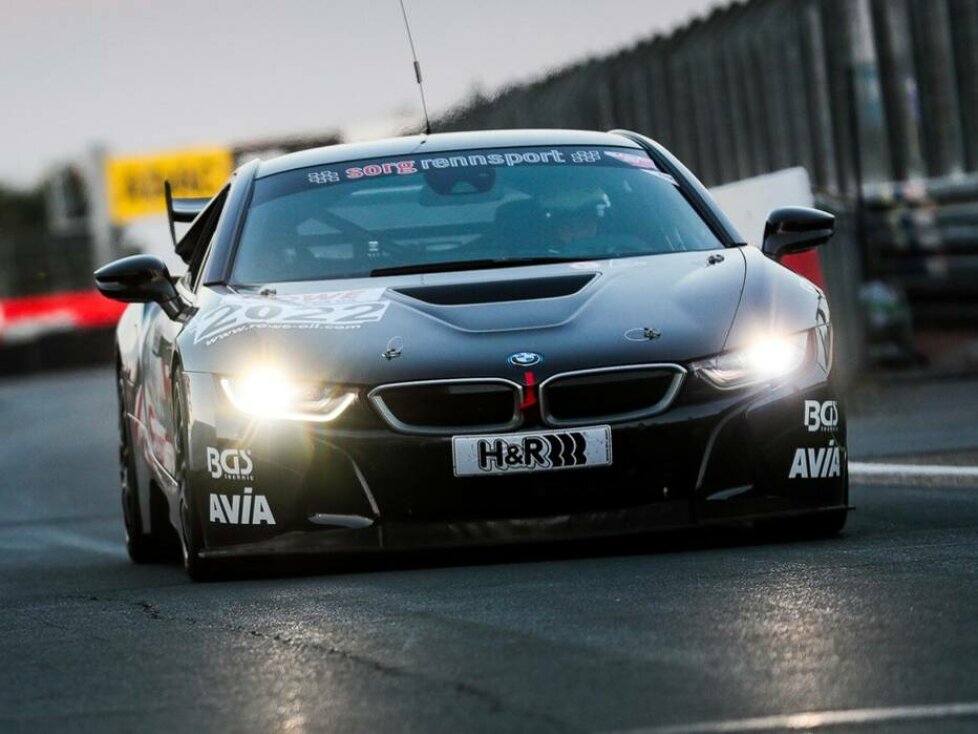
[95,129,847,580]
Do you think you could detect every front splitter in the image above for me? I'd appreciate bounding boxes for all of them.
[198,500,691,559]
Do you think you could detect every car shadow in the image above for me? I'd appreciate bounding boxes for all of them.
[200,520,852,583]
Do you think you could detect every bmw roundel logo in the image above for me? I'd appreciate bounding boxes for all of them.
[508,352,542,367]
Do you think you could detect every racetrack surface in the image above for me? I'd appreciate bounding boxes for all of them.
[2,368,978,733]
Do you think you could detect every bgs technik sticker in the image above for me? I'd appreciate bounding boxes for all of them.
[206,447,253,480]
[191,289,390,345]
[804,400,839,433]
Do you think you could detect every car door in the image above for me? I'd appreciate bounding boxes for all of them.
[142,186,229,484]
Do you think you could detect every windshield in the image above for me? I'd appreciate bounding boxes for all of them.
[231,145,724,284]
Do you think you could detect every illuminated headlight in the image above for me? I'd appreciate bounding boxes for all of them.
[220,367,357,422]
[691,331,811,389]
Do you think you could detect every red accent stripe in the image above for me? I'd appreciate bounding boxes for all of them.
[520,370,538,410]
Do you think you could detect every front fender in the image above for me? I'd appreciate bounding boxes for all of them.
[724,246,827,351]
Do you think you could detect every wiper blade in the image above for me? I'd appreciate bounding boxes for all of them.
[370,257,581,277]
[232,284,278,295]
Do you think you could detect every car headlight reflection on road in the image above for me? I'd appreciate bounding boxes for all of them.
[692,331,810,389]
[220,367,357,422]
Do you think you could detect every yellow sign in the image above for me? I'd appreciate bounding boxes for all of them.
[106,147,233,224]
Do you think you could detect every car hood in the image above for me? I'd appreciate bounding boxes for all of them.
[181,249,747,384]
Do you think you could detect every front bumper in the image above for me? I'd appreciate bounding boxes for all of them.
[184,363,848,558]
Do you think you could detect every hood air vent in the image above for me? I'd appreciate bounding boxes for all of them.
[393,273,596,306]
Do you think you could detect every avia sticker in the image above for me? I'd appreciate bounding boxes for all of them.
[788,440,843,479]
[191,294,390,345]
[206,447,254,480]
[208,488,275,525]
[804,400,839,433]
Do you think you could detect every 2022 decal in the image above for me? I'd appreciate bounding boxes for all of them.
[192,296,390,345]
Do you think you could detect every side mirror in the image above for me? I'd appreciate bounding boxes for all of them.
[94,255,184,320]
[761,207,835,261]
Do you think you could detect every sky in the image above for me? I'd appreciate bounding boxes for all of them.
[0,0,727,186]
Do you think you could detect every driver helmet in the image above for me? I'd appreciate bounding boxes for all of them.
[540,186,610,242]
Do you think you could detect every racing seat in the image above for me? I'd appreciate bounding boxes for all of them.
[492,199,550,257]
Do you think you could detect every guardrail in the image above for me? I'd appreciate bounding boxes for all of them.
[0,229,121,372]
[436,0,978,324]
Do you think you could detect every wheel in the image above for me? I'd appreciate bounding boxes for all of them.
[172,371,222,582]
[118,374,169,563]
[755,508,848,540]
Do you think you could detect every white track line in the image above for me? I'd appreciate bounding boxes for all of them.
[850,462,978,479]
[35,528,127,557]
[607,701,978,734]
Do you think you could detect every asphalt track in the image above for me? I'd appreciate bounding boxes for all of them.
[2,367,978,733]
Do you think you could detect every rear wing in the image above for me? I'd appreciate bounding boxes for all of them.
[164,180,209,242]
[164,180,213,264]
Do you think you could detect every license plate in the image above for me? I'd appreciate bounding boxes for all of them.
[452,426,613,477]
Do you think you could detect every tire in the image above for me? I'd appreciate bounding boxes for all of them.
[179,497,219,582]
[755,508,848,540]
[172,371,222,582]
[118,374,170,563]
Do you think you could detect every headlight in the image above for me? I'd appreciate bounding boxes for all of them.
[691,331,811,389]
[220,367,357,422]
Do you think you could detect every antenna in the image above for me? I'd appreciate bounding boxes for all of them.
[399,0,431,136]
